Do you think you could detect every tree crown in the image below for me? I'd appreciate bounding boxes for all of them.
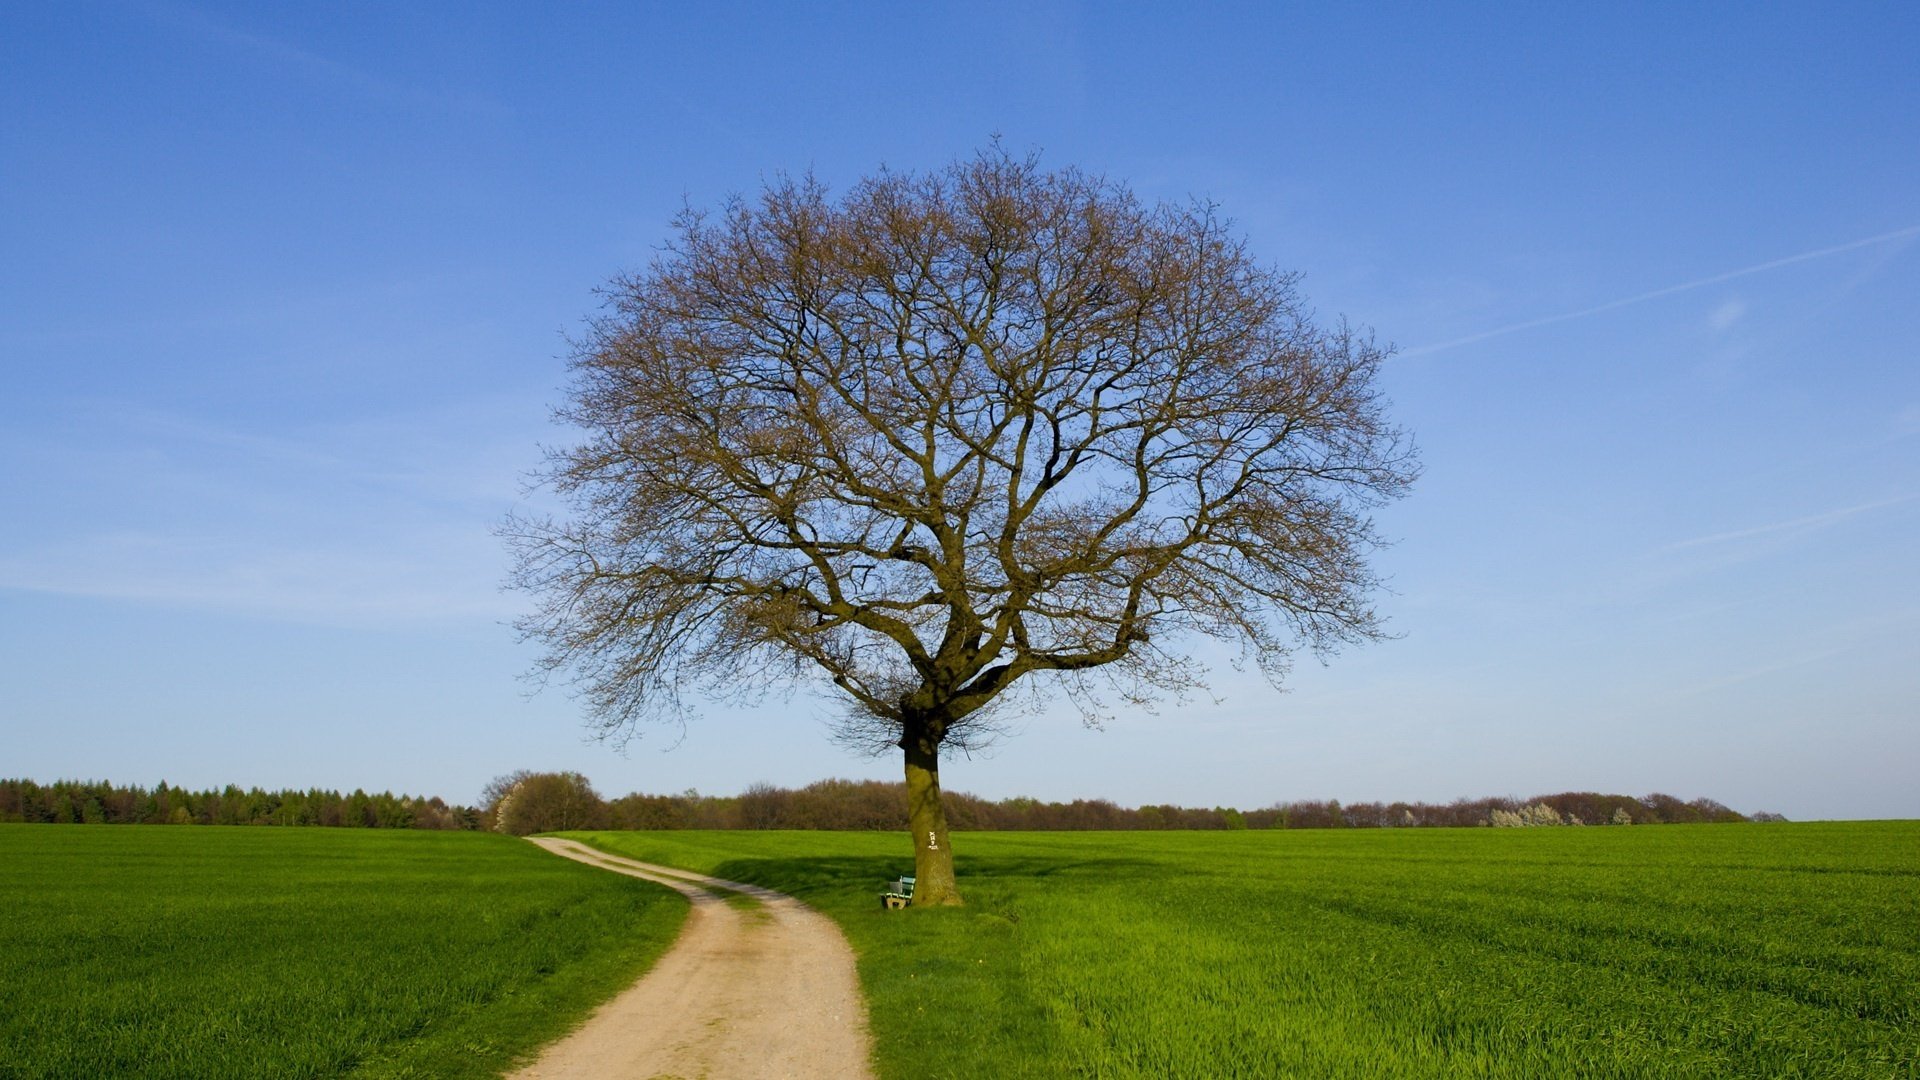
[506,148,1415,749]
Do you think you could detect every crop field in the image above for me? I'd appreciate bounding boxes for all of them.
[0,825,686,1080]
[568,823,1920,1079]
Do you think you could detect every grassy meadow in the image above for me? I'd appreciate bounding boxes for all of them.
[567,822,1920,1080]
[0,825,686,1080]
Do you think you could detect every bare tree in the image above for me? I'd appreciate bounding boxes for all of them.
[505,147,1416,905]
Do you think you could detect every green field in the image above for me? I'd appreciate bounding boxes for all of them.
[567,823,1920,1079]
[0,825,686,1080]
[7,822,1913,1079]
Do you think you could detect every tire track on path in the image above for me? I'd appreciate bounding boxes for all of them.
[513,837,876,1080]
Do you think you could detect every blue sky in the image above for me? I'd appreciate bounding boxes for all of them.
[3,2,1915,818]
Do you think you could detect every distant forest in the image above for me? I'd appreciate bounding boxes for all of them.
[0,779,477,829]
[0,776,1780,831]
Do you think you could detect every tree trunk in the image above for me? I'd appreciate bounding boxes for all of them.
[902,726,961,906]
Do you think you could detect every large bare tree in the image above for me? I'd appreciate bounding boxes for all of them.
[506,149,1416,905]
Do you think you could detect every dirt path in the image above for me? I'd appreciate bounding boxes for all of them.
[512,837,876,1080]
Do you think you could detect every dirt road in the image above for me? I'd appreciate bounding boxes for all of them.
[512,837,876,1080]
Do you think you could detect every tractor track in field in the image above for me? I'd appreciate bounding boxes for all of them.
[513,837,875,1080]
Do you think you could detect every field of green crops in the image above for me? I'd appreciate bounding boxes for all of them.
[567,823,1920,1079]
[0,825,686,1080]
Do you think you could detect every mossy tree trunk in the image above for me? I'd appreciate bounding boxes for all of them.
[901,713,961,906]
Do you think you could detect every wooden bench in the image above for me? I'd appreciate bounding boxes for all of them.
[880,875,915,910]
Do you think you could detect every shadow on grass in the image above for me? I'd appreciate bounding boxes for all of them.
[699,853,1160,910]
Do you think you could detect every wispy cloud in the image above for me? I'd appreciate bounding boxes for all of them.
[1401,224,1920,358]
[0,531,519,626]
[0,398,545,625]
[144,1,507,119]
[1706,297,1747,332]
[1663,606,1920,698]
[1665,495,1916,551]
[1667,645,1852,697]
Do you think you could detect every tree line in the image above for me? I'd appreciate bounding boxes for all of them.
[0,778,477,829]
[2,775,1778,833]
[482,775,1776,834]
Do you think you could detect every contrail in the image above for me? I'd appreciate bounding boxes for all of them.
[1665,494,1917,551]
[1400,223,1920,358]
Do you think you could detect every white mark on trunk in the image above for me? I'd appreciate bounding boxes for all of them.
[928,831,939,850]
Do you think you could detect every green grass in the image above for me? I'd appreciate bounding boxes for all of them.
[565,823,1920,1079]
[0,825,687,1080]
